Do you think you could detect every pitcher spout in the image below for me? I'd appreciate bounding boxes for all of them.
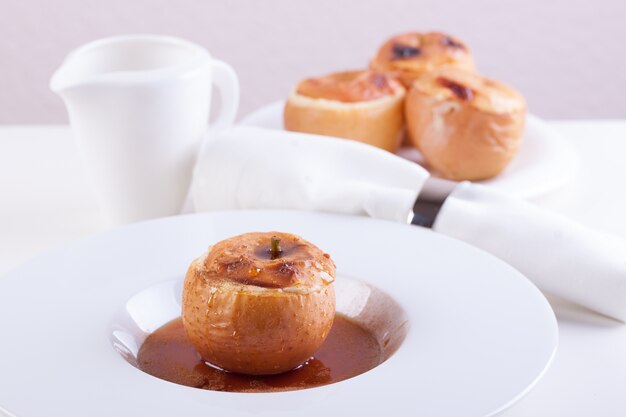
[50,34,211,96]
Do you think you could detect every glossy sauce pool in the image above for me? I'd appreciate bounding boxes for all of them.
[137,314,382,392]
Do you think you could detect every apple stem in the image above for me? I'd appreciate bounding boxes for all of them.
[270,236,282,259]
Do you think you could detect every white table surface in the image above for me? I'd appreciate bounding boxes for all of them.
[1,121,625,416]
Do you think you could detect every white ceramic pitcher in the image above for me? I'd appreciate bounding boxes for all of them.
[50,35,239,226]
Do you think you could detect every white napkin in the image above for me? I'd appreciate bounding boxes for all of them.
[193,126,626,322]
[436,183,626,321]
[193,126,427,223]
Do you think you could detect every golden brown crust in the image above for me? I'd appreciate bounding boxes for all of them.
[284,70,406,153]
[405,68,527,181]
[182,232,336,375]
[199,232,335,289]
[370,32,475,88]
[296,70,396,102]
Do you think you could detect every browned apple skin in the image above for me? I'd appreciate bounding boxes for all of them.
[182,232,336,375]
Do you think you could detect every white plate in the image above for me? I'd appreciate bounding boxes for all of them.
[0,211,557,417]
[240,101,579,199]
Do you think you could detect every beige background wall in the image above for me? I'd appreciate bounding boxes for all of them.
[1,0,625,123]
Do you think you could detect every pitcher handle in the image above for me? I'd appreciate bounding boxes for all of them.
[210,59,240,131]
[184,59,239,214]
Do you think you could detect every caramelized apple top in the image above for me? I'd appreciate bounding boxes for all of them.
[295,70,402,103]
[412,68,526,114]
[370,32,475,86]
[198,232,336,289]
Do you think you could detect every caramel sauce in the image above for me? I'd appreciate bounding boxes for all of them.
[137,314,381,392]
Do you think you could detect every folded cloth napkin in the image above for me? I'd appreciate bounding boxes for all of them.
[193,126,626,322]
[193,126,427,222]
[437,183,626,321]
